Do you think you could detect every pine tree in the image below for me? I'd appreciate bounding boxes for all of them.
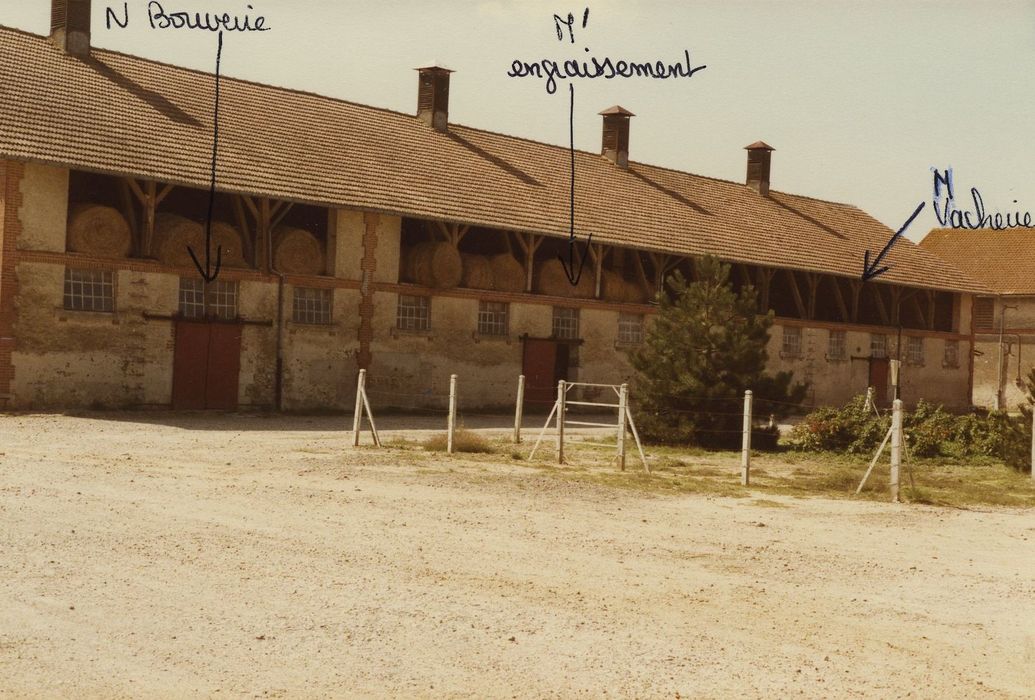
[630,256,807,447]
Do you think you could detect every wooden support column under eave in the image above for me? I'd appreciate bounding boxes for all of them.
[848,280,862,323]
[829,276,849,322]
[756,267,774,313]
[888,286,902,326]
[871,284,890,326]
[785,269,807,320]
[514,232,542,293]
[925,289,937,331]
[125,178,173,258]
[804,272,820,320]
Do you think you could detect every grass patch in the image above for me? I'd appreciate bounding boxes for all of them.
[420,429,496,454]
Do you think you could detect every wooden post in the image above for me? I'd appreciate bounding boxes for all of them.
[1030,408,1034,483]
[556,380,566,464]
[741,390,753,485]
[617,383,628,471]
[890,399,903,502]
[514,375,525,444]
[352,369,366,447]
[865,386,875,412]
[447,374,457,455]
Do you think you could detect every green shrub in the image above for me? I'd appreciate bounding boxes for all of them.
[791,395,1027,467]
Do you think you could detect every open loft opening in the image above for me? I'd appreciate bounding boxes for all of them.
[66,170,331,276]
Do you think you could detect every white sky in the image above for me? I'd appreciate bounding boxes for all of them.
[2,0,1034,242]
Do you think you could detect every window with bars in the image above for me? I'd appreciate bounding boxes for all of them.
[973,297,994,332]
[617,313,644,344]
[397,294,430,331]
[906,336,924,365]
[293,287,332,325]
[827,329,846,361]
[63,268,114,312]
[944,339,960,368]
[178,278,238,320]
[781,326,802,358]
[552,307,579,339]
[477,301,508,336]
[870,333,888,358]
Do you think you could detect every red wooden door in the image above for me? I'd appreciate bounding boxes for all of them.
[522,339,558,409]
[172,321,210,410]
[205,323,242,410]
[869,357,890,405]
[172,321,241,410]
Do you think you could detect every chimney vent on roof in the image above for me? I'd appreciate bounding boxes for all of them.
[744,141,774,196]
[51,0,92,57]
[416,66,453,132]
[599,106,634,168]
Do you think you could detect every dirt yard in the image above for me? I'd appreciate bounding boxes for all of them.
[1,413,1033,698]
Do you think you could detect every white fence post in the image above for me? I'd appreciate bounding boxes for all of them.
[447,374,457,455]
[352,369,366,447]
[514,374,525,444]
[617,383,629,471]
[556,380,566,464]
[890,398,903,502]
[741,390,753,486]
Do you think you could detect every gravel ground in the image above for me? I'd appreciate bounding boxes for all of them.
[1,413,1033,699]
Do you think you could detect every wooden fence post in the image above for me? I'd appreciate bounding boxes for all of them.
[617,383,628,471]
[352,369,366,447]
[556,380,566,464]
[447,374,457,455]
[741,390,753,486]
[890,399,903,502]
[514,374,525,444]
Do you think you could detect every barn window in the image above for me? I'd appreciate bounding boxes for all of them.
[552,307,579,339]
[293,287,332,325]
[906,336,924,365]
[870,333,888,358]
[397,294,430,331]
[178,278,238,320]
[477,301,508,336]
[63,268,114,312]
[781,326,802,358]
[973,297,994,331]
[944,339,959,368]
[827,329,846,361]
[617,313,644,344]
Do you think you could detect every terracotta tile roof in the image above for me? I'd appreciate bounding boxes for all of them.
[919,227,1030,295]
[0,27,988,294]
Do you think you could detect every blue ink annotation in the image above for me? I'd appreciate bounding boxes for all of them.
[506,7,705,94]
[932,168,1033,230]
[105,2,271,32]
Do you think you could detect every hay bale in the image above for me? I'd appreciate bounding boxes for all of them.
[274,226,324,275]
[601,270,649,303]
[156,213,205,267]
[535,257,594,298]
[209,221,247,268]
[67,204,131,258]
[489,253,525,292]
[405,241,462,288]
[460,253,493,290]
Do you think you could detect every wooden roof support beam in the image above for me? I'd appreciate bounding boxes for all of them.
[804,272,820,320]
[848,280,862,323]
[118,179,140,254]
[240,194,260,221]
[259,198,272,272]
[516,232,542,292]
[270,202,294,232]
[829,276,849,322]
[154,183,174,207]
[907,291,927,329]
[233,195,255,266]
[871,284,890,326]
[888,286,903,326]
[785,269,807,320]
[926,290,937,331]
[755,267,775,313]
[587,243,607,299]
[632,250,651,299]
